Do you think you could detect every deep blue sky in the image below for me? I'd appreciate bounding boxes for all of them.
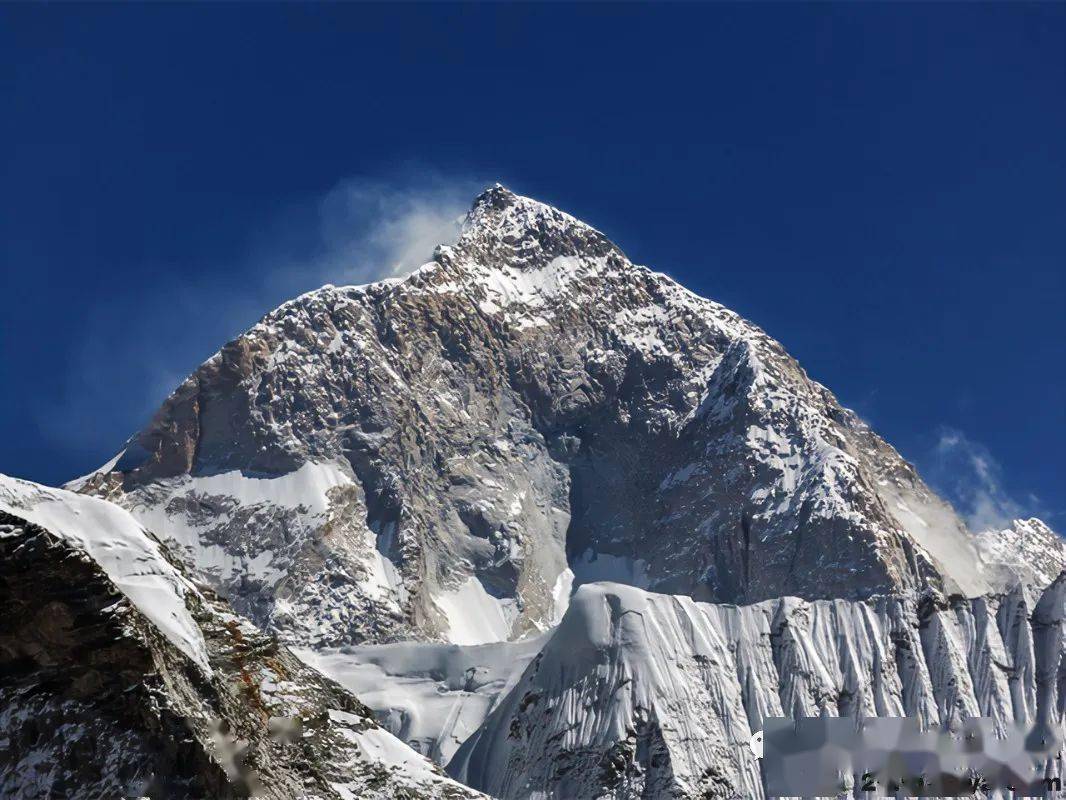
[2,4,1063,529]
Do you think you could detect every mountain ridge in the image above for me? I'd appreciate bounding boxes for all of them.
[0,474,483,799]
[73,186,1045,650]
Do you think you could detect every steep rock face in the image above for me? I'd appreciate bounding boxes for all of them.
[449,580,1066,800]
[82,186,991,647]
[1,474,211,671]
[0,512,228,799]
[0,479,481,800]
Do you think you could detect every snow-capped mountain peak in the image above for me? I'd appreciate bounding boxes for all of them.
[10,185,1064,799]
[455,183,624,272]
[81,187,1003,651]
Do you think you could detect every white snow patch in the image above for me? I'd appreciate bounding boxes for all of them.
[659,462,699,491]
[434,576,517,645]
[297,635,545,766]
[181,460,351,516]
[0,474,211,673]
[327,708,474,793]
[63,449,126,492]
[350,725,446,784]
[551,567,575,625]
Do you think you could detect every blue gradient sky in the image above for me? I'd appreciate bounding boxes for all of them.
[1,4,1063,528]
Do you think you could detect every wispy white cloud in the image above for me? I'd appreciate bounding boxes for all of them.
[321,174,481,281]
[252,171,485,293]
[927,427,1047,532]
[36,169,487,474]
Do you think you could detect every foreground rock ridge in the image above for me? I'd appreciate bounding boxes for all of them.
[80,185,1012,648]
[0,476,481,799]
[4,186,1061,799]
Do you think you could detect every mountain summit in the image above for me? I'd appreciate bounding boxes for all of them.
[79,187,1032,648]
[7,186,1061,798]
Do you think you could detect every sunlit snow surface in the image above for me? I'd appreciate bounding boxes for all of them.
[324,709,478,798]
[0,474,211,672]
[298,634,546,766]
[433,576,519,645]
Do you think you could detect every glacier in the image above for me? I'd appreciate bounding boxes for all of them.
[451,580,1065,799]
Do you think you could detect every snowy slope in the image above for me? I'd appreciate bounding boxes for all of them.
[91,459,409,647]
[0,473,211,672]
[451,580,1066,799]
[296,634,546,766]
[977,517,1066,592]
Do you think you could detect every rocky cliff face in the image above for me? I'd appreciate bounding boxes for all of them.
[0,477,481,800]
[81,186,992,649]
[449,579,1066,799]
[0,510,228,799]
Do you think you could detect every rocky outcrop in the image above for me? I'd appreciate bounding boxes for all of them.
[80,186,996,648]
[0,484,482,800]
[0,511,229,799]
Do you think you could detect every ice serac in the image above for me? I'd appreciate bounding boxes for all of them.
[79,185,996,648]
[449,580,1066,800]
[0,478,481,800]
